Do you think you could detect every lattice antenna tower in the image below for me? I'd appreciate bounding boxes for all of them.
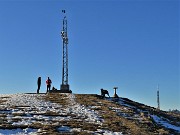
[157,84,160,110]
[60,10,71,92]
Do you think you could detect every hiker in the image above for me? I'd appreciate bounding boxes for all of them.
[46,77,52,93]
[37,77,41,94]
[101,89,110,98]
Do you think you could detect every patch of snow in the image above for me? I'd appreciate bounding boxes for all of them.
[108,98,136,109]
[151,115,180,133]
[0,128,37,135]
[57,126,83,133]
[66,94,103,124]
[94,129,123,135]
[0,94,62,110]
[71,128,82,132]
[0,93,104,128]
[57,126,123,135]
[90,106,101,109]
[51,116,71,121]
[0,94,72,126]
[57,126,71,133]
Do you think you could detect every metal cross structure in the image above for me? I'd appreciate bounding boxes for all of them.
[60,10,71,93]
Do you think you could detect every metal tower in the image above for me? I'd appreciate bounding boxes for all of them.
[60,10,71,93]
[157,84,160,110]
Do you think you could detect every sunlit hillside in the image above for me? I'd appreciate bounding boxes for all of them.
[0,93,179,135]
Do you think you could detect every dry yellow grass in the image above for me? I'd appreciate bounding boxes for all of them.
[0,93,175,134]
[75,94,170,135]
[43,93,68,107]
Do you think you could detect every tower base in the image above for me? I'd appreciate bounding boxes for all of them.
[60,84,72,93]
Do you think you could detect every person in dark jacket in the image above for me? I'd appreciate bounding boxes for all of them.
[37,77,41,94]
[46,77,52,93]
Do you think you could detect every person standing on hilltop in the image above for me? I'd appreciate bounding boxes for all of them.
[46,77,52,93]
[37,77,41,94]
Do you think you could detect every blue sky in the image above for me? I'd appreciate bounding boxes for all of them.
[0,0,179,111]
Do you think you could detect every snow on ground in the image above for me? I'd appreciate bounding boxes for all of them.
[0,94,67,125]
[0,93,119,134]
[107,97,143,121]
[0,94,62,109]
[0,128,38,135]
[107,97,180,134]
[0,94,102,125]
[108,97,136,110]
[66,94,103,124]
[57,125,123,135]
[151,115,180,133]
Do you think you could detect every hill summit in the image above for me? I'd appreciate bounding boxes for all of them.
[0,93,179,135]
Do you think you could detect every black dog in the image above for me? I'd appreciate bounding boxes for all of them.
[101,89,110,98]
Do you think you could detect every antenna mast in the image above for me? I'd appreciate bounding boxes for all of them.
[60,10,71,93]
[157,84,160,110]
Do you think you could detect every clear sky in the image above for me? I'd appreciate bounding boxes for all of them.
[0,0,179,111]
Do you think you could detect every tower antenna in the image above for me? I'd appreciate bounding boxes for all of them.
[60,10,72,93]
[157,84,160,110]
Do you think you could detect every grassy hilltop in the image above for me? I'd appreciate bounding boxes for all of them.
[0,93,179,135]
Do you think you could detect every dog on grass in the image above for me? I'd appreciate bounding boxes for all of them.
[101,89,110,98]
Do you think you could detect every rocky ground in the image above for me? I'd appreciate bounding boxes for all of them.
[0,93,179,135]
